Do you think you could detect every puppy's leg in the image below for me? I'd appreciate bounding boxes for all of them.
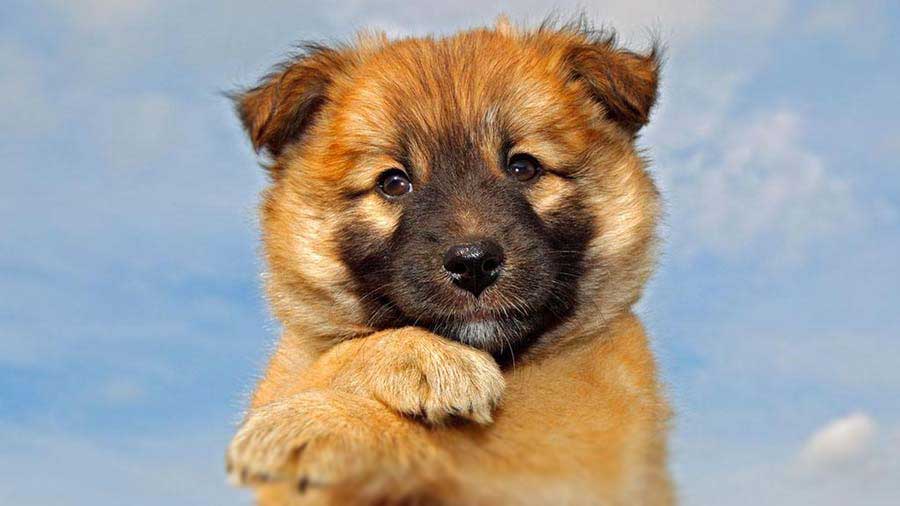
[227,327,502,499]
[313,327,505,425]
[227,390,440,493]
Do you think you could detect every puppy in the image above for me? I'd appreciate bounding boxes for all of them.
[226,16,673,506]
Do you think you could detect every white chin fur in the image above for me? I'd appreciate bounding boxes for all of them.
[453,320,502,348]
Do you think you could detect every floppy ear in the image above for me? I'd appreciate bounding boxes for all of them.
[565,36,661,135]
[233,43,350,157]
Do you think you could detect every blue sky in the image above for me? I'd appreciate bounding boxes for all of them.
[1,1,898,504]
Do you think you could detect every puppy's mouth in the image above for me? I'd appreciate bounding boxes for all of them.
[441,291,524,320]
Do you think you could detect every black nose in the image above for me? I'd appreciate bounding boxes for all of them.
[442,240,504,297]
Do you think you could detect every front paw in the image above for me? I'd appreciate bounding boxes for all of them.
[226,391,425,490]
[363,327,506,425]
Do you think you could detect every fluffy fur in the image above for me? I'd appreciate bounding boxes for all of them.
[226,16,673,506]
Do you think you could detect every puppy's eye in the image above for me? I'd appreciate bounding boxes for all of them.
[506,153,542,182]
[377,168,413,198]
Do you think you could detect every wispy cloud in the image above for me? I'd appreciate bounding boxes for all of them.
[663,109,863,262]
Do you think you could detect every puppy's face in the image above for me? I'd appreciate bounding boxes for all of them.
[236,23,661,359]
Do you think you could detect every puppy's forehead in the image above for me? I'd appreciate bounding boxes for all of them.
[330,34,577,168]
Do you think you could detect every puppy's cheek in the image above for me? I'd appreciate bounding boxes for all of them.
[334,196,405,326]
[586,159,660,260]
[287,215,356,298]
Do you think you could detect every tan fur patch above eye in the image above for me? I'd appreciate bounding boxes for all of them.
[528,175,576,217]
[332,151,403,194]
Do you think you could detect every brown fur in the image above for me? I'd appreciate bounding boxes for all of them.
[227,17,673,506]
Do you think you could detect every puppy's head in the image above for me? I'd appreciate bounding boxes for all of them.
[235,20,661,359]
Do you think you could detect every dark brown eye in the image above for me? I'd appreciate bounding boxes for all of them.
[506,153,541,182]
[377,168,412,198]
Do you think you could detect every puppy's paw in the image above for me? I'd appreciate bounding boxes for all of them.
[226,391,426,490]
[364,327,505,425]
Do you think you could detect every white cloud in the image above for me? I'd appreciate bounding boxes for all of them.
[679,415,900,506]
[785,415,900,506]
[797,412,877,471]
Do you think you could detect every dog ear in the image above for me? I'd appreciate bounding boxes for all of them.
[565,36,661,135]
[232,44,350,157]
